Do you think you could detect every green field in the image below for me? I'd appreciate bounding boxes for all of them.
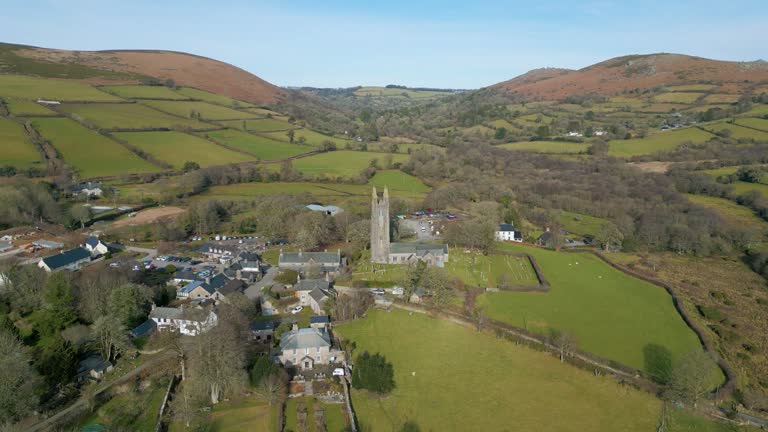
[499,141,590,154]
[366,142,444,154]
[478,242,708,373]
[101,85,189,100]
[554,210,607,237]
[140,100,253,120]
[32,117,158,178]
[447,250,540,287]
[731,181,768,199]
[668,84,717,92]
[736,117,768,132]
[703,94,741,104]
[654,92,704,104]
[78,379,168,431]
[0,74,122,101]
[168,395,277,432]
[292,151,408,178]
[114,131,255,168]
[58,103,207,130]
[609,127,715,156]
[337,309,660,432]
[4,99,56,116]
[686,194,768,234]
[285,397,347,432]
[204,129,310,160]
[353,86,451,99]
[702,122,768,141]
[743,104,768,116]
[244,107,282,117]
[174,87,254,108]
[198,182,372,201]
[368,170,430,193]
[261,128,351,147]
[219,118,297,132]
[0,117,42,168]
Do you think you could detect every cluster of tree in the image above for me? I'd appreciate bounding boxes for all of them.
[0,179,61,229]
[0,264,168,422]
[715,166,766,184]
[403,144,756,255]
[351,351,395,394]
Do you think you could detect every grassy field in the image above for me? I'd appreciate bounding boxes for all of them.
[245,107,283,117]
[668,84,717,92]
[140,100,254,120]
[478,242,708,373]
[555,210,607,237]
[168,395,277,432]
[262,128,351,147]
[4,99,56,116]
[175,87,254,108]
[114,131,255,168]
[292,151,408,178]
[743,104,768,116]
[284,397,347,432]
[0,74,123,101]
[219,118,297,132]
[203,129,310,160]
[609,127,715,156]
[703,94,742,104]
[654,92,704,104]
[686,194,768,234]
[337,309,661,432]
[446,250,540,287]
[58,103,207,130]
[499,141,590,154]
[366,142,444,154]
[701,122,768,141]
[78,379,168,431]
[0,117,43,168]
[730,181,768,199]
[198,182,373,201]
[368,170,430,193]
[736,117,768,132]
[353,86,451,99]
[32,117,158,177]
[101,85,189,100]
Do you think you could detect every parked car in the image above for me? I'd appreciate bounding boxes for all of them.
[392,287,404,296]
[370,288,385,295]
[332,368,345,376]
[109,262,121,268]
[290,306,303,314]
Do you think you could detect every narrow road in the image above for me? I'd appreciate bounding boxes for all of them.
[124,245,158,260]
[244,266,277,300]
[26,350,176,432]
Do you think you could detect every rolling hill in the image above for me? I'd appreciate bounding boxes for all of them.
[491,53,768,100]
[0,42,285,104]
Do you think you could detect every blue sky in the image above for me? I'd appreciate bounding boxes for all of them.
[2,0,766,88]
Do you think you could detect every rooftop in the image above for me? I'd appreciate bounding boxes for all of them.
[279,251,341,265]
[41,247,90,270]
[389,242,448,256]
[279,327,331,351]
[498,223,515,232]
[295,279,330,291]
[310,315,330,324]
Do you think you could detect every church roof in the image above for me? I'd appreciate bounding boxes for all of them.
[389,242,448,256]
[280,251,340,265]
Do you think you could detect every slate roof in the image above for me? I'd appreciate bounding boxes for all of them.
[498,223,515,232]
[150,306,210,322]
[41,247,90,270]
[85,236,101,248]
[250,321,276,332]
[130,319,157,338]
[238,252,261,262]
[295,279,330,291]
[389,242,448,256]
[279,328,331,351]
[78,355,112,373]
[206,273,229,291]
[279,251,340,265]
[174,270,199,282]
[218,279,247,296]
[33,239,64,249]
[179,280,214,295]
[309,288,331,304]
[310,315,330,324]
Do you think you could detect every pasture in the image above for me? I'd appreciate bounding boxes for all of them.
[366,142,444,154]
[499,141,590,154]
[703,94,742,104]
[140,100,253,120]
[219,118,297,132]
[701,122,768,141]
[653,92,703,104]
[100,85,188,100]
[0,117,42,168]
[174,87,254,108]
[743,104,768,116]
[730,181,768,199]
[78,378,168,431]
[113,131,255,168]
[608,127,715,156]
[262,128,351,147]
[736,117,768,132]
[4,99,56,116]
[368,170,430,194]
[57,103,207,130]
[291,151,408,178]
[244,107,283,117]
[667,84,717,92]
[0,74,122,101]
[554,210,607,237]
[478,242,708,373]
[167,394,277,432]
[686,194,768,234]
[353,86,451,99]
[337,309,661,432]
[203,129,310,160]
[32,117,158,178]
[446,250,540,288]
[198,182,373,202]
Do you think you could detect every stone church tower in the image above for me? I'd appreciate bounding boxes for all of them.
[370,186,390,263]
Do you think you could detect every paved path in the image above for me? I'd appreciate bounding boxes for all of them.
[244,266,277,300]
[26,350,175,432]
[124,245,158,260]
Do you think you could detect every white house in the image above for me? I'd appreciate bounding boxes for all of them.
[84,236,109,256]
[495,223,523,242]
[276,326,344,370]
[38,247,91,272]
[594,129,607,136]
[148,304,217,336]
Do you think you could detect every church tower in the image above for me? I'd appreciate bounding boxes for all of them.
[370,186,390,263]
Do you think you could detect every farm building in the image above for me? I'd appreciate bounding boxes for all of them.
[77,356,113,381]
[38,247,91,272]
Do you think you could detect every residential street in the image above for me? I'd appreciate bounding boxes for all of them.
[244,265,278,300]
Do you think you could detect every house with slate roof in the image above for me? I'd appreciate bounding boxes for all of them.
[276,326,344,370]
[38,247,91,272]
[250,320,275,344]
[278,249,343,276]
[177,280,215,299]
[495,223,523,242]
[212,279,247,303]
[388,242,449,267]
[84,236,110,256]
[310,315,330,330]
[149,304,217,336]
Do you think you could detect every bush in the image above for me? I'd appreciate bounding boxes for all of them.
[696,305,723,322]
[352,351,395,394]
[274,269,298,285]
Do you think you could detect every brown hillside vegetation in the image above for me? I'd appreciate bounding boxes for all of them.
[491,53,768,100]
[14,46,285,104]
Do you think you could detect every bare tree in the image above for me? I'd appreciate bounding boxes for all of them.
[665,350,718,407]
[92,315,131,362]
[551,329,578,362]
[257,370,288,406]
[0,330,41,422]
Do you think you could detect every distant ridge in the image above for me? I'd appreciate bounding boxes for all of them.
[490,53,768,100]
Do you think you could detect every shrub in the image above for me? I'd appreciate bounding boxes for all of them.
[696,305,723,322]
[352,351,395,394]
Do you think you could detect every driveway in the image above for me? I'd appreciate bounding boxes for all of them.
[125,245,158,260]
[244,266,278,300]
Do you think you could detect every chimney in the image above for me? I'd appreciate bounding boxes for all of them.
[292,323,299,332]
[298,249,302,258]
[151,302,156,311]
[297,273,301,282]
[325,272,330,282]
[205,277,211,285]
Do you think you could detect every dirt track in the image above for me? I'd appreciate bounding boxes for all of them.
[112,206,185,227]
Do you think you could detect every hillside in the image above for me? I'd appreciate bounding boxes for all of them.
[491,53,768,100]
[0,43,285,104]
